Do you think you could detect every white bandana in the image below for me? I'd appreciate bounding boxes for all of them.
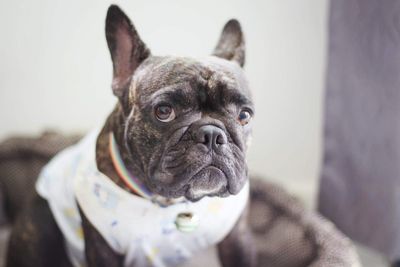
[36,129,249,267]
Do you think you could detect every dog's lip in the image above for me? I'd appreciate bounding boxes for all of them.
[186,164,227,183]
[184,185,229,202]
[152,164,227,194]
[182,165,229,200]
[151,164,241,200]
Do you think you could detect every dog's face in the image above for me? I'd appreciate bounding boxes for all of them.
[106,5,253,201]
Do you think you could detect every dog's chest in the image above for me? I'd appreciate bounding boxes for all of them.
[76,169,248,267]
[37,129,249,267]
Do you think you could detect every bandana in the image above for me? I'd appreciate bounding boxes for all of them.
[36,128,249,267]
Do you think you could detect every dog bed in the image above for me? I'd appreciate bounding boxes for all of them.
[0,132,360,267]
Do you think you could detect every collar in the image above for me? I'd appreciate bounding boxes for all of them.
[108,132,185,207]
[109,132,152,199]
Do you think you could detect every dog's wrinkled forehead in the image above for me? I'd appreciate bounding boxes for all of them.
[130,56,250,103]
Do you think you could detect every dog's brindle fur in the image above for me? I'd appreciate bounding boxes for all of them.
[7,5,256,267]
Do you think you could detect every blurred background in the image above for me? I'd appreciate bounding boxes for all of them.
[1,1,398,266]
[0,0,327,209]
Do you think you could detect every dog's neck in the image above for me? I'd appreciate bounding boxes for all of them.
[95,104,143,195]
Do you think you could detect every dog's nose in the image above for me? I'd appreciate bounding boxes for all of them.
[196,125,227,149]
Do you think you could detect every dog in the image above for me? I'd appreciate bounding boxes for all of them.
[6,5,256,267]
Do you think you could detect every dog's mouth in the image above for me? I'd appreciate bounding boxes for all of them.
[184,165,229,201]
[149,147,246,201]
[147,123,248,201]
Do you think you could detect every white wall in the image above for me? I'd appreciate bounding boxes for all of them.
[0,0,328,205]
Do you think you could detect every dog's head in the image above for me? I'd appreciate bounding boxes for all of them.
[105,5,254,201]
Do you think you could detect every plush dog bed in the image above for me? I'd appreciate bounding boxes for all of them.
[0,132,360,267]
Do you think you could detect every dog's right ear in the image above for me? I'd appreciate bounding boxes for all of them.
[105,5,150,98]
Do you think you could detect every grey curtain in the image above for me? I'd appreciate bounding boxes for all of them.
[318,0,400,262]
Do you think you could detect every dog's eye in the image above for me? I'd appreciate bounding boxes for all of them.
[238,110,252,126]
[155,105,176,122]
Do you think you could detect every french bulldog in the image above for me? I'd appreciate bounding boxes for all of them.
[6,5,256,267]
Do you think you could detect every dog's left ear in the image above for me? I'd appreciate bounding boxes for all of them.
[213,19,245,67]
[105,5,150,98]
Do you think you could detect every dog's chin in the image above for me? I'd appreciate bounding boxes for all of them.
[184,166,230,202]
[184,187,230,202]
[150,149,249,201]
[151,165,231,202]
